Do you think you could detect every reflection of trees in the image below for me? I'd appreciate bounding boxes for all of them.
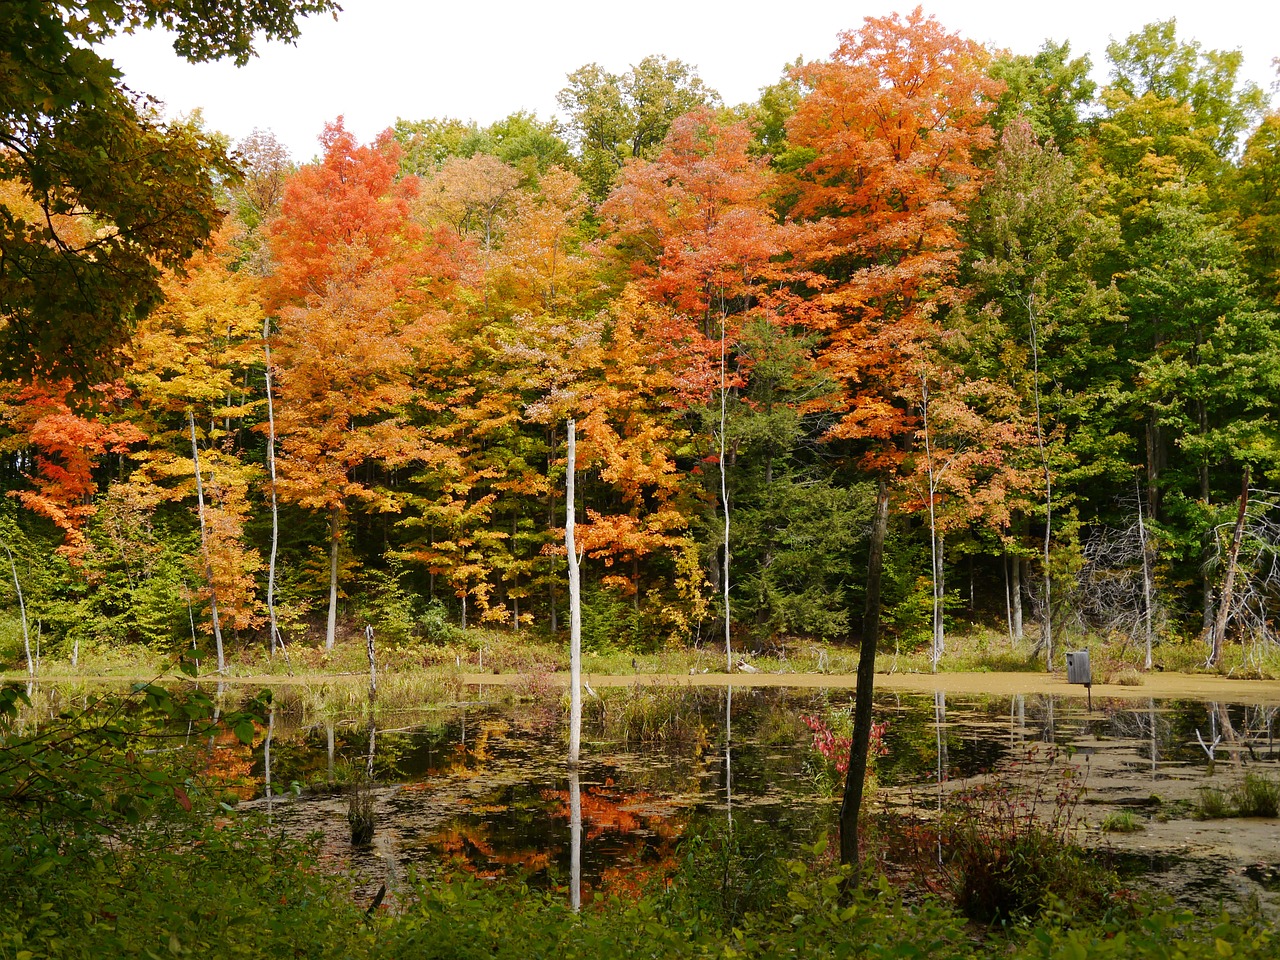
[430,780,684,901]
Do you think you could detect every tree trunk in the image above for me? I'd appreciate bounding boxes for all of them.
[1011,554,1024,642]
[1209,466,1250,666]
[567,419,583,766]
[2,543,32,677]
[840,480,889,870]
[326,507,340,651]
[189,411,225,672]
[1136,484,1155,671]
[720,311,732,672]
[264,319,285,660]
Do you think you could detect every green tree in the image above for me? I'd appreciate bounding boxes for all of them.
[0,0,340,382]
[987,40,1096,151]
[558,56,720,199]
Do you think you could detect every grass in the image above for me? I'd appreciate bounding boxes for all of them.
[1232,771,1280,818]
[347,781,376,846]
[584,683,710,743]
[1194,785,1234,819]
[1100,809,1146,833]
[10,618,1280,693]
[1193,773,1280,820]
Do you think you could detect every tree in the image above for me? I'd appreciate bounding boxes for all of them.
[987,40,1096,151]
[0,0,339,382]
[558,56,720,199]
[268,120,460,649]
[962,119,1121,658]
[0,379,144,562]
[786,5,998,869]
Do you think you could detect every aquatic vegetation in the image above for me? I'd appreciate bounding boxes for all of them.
[931,748,1117,924]
[1100,809,1145,832]
[1232,772,1280,818]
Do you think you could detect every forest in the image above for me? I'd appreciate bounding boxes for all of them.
[3,3,1280,675]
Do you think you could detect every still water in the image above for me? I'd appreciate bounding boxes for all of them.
[230,683,1280,903]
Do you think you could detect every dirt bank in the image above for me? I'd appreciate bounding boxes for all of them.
[461,670,1280,705]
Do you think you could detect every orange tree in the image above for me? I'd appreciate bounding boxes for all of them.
[785,6,999,867]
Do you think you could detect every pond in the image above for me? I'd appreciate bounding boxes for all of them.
[210,677,1280,911]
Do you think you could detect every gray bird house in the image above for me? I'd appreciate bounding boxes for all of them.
[1065,650,1091,685]
[1065,650,1092,709]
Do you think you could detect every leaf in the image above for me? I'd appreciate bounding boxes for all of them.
[233,720,256,745]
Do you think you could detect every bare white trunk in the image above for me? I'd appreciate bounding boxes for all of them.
[1137,484,1155,670]
[920,373,944,672]
[567,419,583,766]
[263,319,286,660]
[189,411,225,672]
[1028,299,1052,667]
[1012,556,1024,641]
[326,507,339,651]
[2,543,32,677]
[720,313,731,672]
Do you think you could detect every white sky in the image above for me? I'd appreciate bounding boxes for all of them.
[99,1,1280,161]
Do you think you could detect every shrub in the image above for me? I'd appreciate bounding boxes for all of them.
[1100,809,1145,832]
[938,748,1119,924]
[1232,772,1280,818]
[1194,785,1234,819]
[348,781,376,846]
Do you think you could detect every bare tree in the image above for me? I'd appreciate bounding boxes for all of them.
[1075,488,1161,668]
[1205,483,1280,666]
[567,419,583,767]
[189,411,225,673]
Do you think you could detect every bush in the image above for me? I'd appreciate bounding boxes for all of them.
[1194,785,1234,819]
[938,748,1119,924]
[1100,809,1145,832]
[1232,772,1280,818]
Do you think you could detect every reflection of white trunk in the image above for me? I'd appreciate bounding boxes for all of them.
[265,701,275,822]
[725,685,733,824]
[934,691,946,866]
[189,411,225,672]
[1148,698,1158,774]
[569,768,582,913]
[326,720,335,784]
[567,419,582,766]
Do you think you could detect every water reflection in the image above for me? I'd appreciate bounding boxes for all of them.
[12,678,1273,902]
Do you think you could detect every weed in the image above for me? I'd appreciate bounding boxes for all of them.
[934,747,1119,924]
[585,683,707,743]
[665,816,788,931]
[1232,772,1280,818]
[1193,785,1233,820]
[1100,809,1145,832]
[347,781,376,846]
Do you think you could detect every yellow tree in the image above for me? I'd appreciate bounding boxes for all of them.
[125,219,268,660]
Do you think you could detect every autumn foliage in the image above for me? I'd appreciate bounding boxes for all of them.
[1,9,1276,666]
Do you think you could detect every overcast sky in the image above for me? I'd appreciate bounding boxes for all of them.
[100,1,1280,161]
